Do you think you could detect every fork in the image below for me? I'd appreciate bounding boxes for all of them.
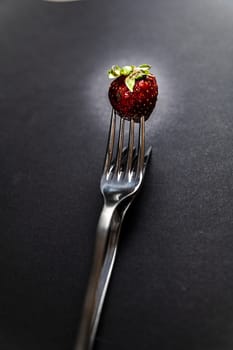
[75,109,152,350]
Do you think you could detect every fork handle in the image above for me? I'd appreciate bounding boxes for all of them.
[89,208,124,344]
[89,201,131,344]
[74,204,121,350]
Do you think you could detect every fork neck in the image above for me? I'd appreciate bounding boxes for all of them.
[98,203,117,231]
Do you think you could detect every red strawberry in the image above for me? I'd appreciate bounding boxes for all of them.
[108,64,158,122]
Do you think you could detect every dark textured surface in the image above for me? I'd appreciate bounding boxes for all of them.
[1,0,233,349]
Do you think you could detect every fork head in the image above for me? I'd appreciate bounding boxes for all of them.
[100,109,152,206]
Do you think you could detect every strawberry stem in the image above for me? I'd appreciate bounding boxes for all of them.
[108,64,153,92]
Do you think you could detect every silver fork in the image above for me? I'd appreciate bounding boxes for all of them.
[75,109,152,350]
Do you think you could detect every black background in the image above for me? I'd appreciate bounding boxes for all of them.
[1,0,233,349]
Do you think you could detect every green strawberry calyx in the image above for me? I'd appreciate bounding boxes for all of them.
[108,64,153,92]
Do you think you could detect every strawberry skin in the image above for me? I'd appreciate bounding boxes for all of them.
[108,64,158,122]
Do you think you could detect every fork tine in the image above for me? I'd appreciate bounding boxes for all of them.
[115,117,125,175]
[124,147,136,167]
[143,146,152,172]
[114,146,136,172]
[136,116,145,175]
[103,109,116,174]
[115,146,127,165]
[126,119,135,175]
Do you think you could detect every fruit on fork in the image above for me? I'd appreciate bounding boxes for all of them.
[108,64,158,122]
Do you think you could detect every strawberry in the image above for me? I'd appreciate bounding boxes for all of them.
[108,64,158,122]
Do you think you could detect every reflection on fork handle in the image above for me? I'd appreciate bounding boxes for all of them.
[90,208,125,345]
[74,204,120,350]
